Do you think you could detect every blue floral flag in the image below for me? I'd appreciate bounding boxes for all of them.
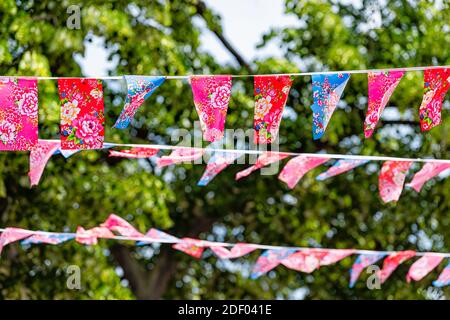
[349,253,386,288]
[114,76,166,129]
[311,73,350,139]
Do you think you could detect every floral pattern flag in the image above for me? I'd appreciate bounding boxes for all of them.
[101,214,144,238]
[349,253,386,288]
[28,140,61,187]
[172,238,215,259]
[0,77,38,150]
[419,68,450,131]
[136,228,179,246]
[75,226,115,245]
[406,162,450,192]
[253,76,292,144]
[235,152,290,180]
[364,71,404,138]
[210,243,256,259]
[311,73,350,140]
[281,250,321,273]
[58,78,105,150]
[316,159,368,181]
[406,254,444,282]
[190,75,232,142]
[279,156,329,189]
[157,148,205,167]
[433,261,450,287]
[251,249,296,279]
[21,233,75,245]
[379,160,413,203]
[109,147,159,158]
[198,151,241,186]
[114,76,165,129]
[0,228,33,255]
[377,250,416,284]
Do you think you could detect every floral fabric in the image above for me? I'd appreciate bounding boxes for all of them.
[278,156,329,189]
[235,152,290,180]
[75,226,115,245]
[281,250,321,273]
[349,253,386,288]
[198,151,241,186]
[316,159,368,181]
[406,254,444,282]
[253,76,292,144]
[21,234,74,245]
[377,250,416,284]
[364,71,404,138]
[136,228,179,246]
[58,78,104,150]
[0,77,38,150]
[379,160,412,203]
[251,249,296,279]
[433,261,450,287]
[0,228,34,255]
[210,243,256,259]
[157,148,205,167]
[28,140,60,187]
[100,214,144,238]
[406,162,450,192]
[109,147,159,159]
[190,75,232,142]
[114,76,165,129]
[419,68,450,131]
[311,73,350,140]
[172,237,216,259]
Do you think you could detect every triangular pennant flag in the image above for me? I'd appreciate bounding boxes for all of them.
[157,147,205,167]
[349,253,386,288]
[100,214,144,238]
[58,78,105,150]
[28,140,61,187]
[114,76,166,129]
[253,75,292,144]
[21,233,75,245]
[315,248,355,266]
[406,162,450,192]
[0,228,34,255]
[75,226,115,245]
[136,228,179,246]
[280,250,321,273]
[379,160,412,203]
[251,249,296,279]
[198,151,241,186]
[364,71,404,138]
[406,254,444,282]
[433,260,450,287]
[377,250,416,284]
[316,159,368,181]
[210,243,256,259]
[109,147,159,158]
[311,73,350,139]
[419,68,450,131]
[278,156,329,189]
[172,237,215,259]
[0,77,38,150]
[190,75,232,142]
[235,152,290,180]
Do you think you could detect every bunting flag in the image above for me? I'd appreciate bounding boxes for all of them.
[349,253,386,288]
[109,147,159,158]
[379,161,413,203]
[235,152,290,180]
[190,75,232,142]
[433,261,450,287]
[0,77,38,151]
[364,71,404,138]
[280,250,321,273]
[21,233,75,245]
[419,68,450,131]
[251,249,296,279]
[406,254,444,282]
[0,228,33,255]
[278,156,329,189]
[253,76,292,144]
[172,238,215,259]
[136,228,179,246]
[316,249,355,265]
[28,140,61,187]
[316,159,368,181]
[377,250,416,284]
[210,243,256,259]
[113,76,165,129]
[198,151,241,186]
[100,214,144,238]
[58,78,104,150]
[406,162,450,192]
[75,226,115,245]
[311,73,350,140]
[157,147,205,167]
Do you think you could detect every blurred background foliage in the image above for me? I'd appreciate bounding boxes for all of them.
[0,0,449,299]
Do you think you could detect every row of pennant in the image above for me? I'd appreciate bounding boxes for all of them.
[0,214,449,287]
[30,139,450,203]
[1,67,450,151]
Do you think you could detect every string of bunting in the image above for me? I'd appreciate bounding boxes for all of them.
[0,214,449,287]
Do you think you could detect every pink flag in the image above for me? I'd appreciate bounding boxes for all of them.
[316,159,368,181]
[253,76,292,144]
[28,140,61,187]
[433,261,450,287]
[235,152,290,180]
[0,77,38,150]
[251,249,296,279]
[281,250,321,273]
[314,248,355,266]
[109,147,159,158]
[406,162,450,192]
[172,237,214,259]
[157,148,205,167]
[100,214,144,238]
[278,156,329,189]
[364,71,404,138]
[0,228,33,255]
[349,253,386,288]
[198,151,241,186]
[190,75,232,142]
[379,161,412,203]
[75,226,115,245]
[407,254,444,282]
[210,243,256,259]
[137,228,179,246]
[377,250,416,284]
[419,68,450,131]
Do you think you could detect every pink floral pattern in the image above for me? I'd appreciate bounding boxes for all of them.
[172,238,215,259]
[376,250,416,284]
[198,151,241,186]
[349,254,386,288]
[281,250,321,273]
[407,254,444,282]
[316,159,368,181]
[101,214,144,238]
[28,140,60,187]
[406,162,450,192]
[190,75,232,142]
[278,156,329,189]
[75,226,115,245]
[235,152,290,180]
[433,261,450,287]
[379,160,412,203]
[0,77,38,150]
[157,148,205,167]
[210,243,256,259]
[364,71,404,138]
[251,249,296,279]
[0,228,34,255]
[109,147,159,158]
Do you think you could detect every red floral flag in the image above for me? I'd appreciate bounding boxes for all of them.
[235,152,290,180]
[406,254,444,282]
[253,76,292,144]
[406,162,450,192]
[377,250,416,284]
[28,140,60,187]
[278,156,329,189]
[157,148,205,167]
[58,78,105,150]
[379,161,412,203]
[109,147,159,159]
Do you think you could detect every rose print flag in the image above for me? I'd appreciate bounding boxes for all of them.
[281,250,321,273]
[251,249,296,279]
[0,77,38,150]
[101,214,144,238]
[114,76,165,129]
[419,68,450,131]
[279,156,329,189]
[433,261,450,287]
[28,140,61,187]
[157,147,205,167]
[235,152,290,180]
[377,250,416,284]
[0,228,33,255]
[379,160,412,203]
[21,233,75,245]
[210,243,256,259]
[311,73,350,140]
[75,226,115,245]
[190,75,232,142]
[109,147,159,158]
[364,71,404,138]
[58,78,104,150]
[316,159,368,181]
[349,253,386,288]
[253,76,292,144]
[198,151,241,186]
[406,254,443,282]
[406,162,450,192]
